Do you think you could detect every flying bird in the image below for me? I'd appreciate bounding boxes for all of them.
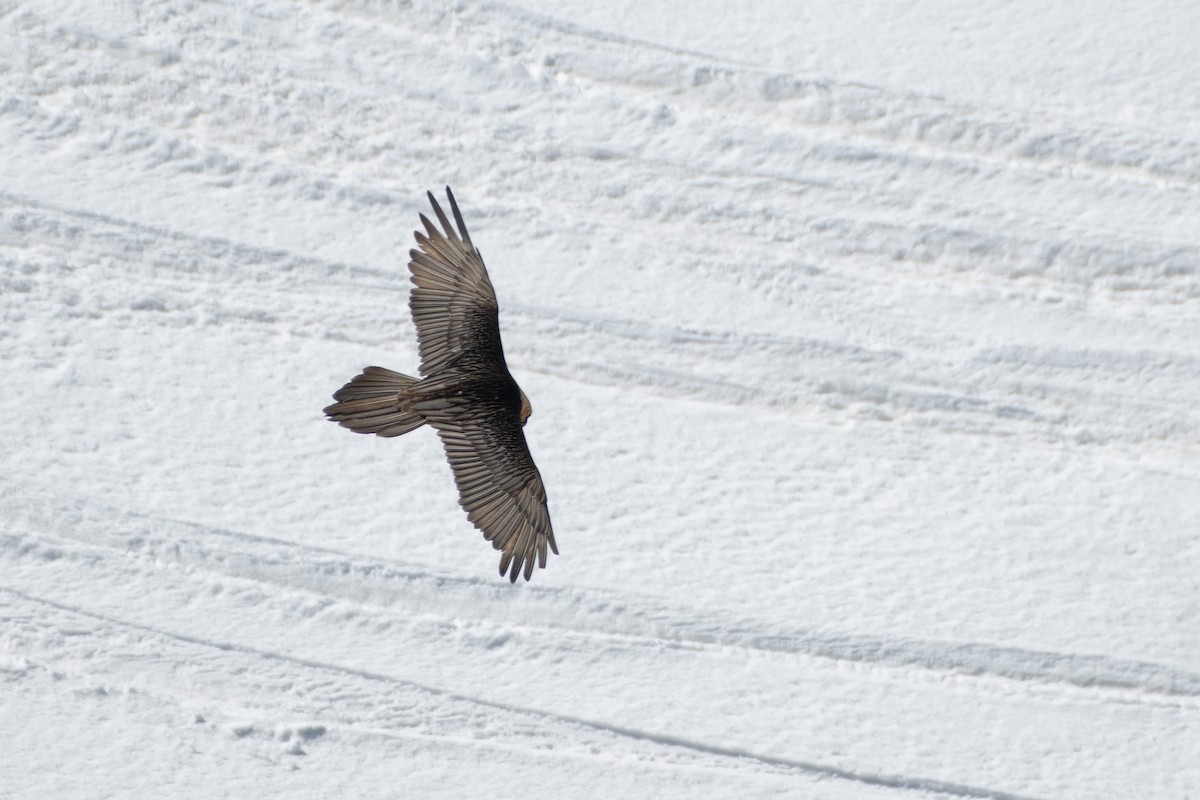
[324,187,557,582]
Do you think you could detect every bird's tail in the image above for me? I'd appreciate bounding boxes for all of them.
[324,366,426,437]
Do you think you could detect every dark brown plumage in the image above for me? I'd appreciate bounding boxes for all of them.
[324,187,556,582]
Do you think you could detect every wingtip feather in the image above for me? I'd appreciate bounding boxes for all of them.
[444,186,472,245]
[426,189,457,243]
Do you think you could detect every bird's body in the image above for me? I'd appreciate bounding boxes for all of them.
[324,188,556,582]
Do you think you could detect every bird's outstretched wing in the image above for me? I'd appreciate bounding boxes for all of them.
[406,188,556,582]
[408,188,506,377]
[427,412,557,582]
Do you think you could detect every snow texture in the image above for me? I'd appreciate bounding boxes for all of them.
[2,1,1198,798]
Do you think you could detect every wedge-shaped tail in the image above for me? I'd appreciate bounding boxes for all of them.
[324,366,426,437]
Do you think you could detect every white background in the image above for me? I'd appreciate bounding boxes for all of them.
[2,1,1198,797]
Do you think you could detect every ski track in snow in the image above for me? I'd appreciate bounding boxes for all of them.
[5,487,1200,702]
[4,585,1049,800]
[2,0,1198,798]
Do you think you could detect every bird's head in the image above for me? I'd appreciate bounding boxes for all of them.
[518,389,532,426]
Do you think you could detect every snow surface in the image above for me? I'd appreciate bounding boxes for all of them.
[2,1,1199,797]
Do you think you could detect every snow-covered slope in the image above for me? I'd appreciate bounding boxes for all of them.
[2,2,1197,797]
